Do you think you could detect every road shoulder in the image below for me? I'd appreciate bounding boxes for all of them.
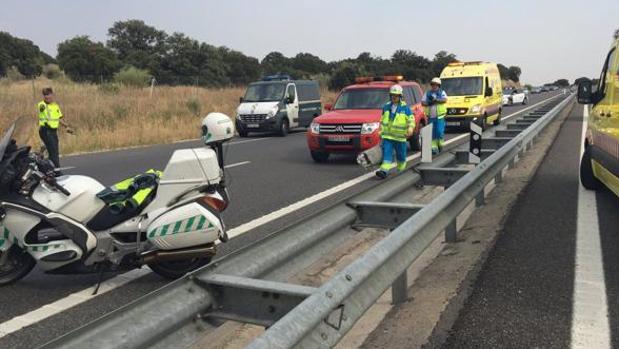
[359,99,576,349]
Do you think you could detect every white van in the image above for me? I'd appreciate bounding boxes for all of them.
[235,75,322,137]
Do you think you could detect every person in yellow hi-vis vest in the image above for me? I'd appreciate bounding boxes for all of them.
[376,84,415,179]
[37,87,72,168]
[422,77,448,154]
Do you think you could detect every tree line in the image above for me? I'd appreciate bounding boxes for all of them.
[0,20,524,89]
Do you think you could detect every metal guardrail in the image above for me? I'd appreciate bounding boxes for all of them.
[40,94,573,349]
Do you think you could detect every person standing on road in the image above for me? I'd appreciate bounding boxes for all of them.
[422,77,448,155]
[376,84,414,179]
[37,87,71,168]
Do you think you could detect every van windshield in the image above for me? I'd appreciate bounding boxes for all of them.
[333,88,389,110]
[243,83,286,102]
[441,77,483,96]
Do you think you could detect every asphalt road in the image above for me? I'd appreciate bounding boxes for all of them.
[443,104,619,348]
[0,92,561,348]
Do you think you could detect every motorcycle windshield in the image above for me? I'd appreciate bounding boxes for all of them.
[0,117,33,161]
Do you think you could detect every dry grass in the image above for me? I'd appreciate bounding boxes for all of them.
[0,78,337,154]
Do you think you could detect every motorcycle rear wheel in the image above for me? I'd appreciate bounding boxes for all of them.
[148,257,212,279]
[0,246,36,286]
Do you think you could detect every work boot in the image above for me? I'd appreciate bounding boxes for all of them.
[375,170,388,179]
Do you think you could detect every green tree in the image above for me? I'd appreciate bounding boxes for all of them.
[221,47,260,85]
[291,53,327,76]
[57,36,121,82]
[553,79,569,87]
[507,66,522,82]
[107,20,167,71]
[329,62,364,90]
[0,31,51,77]
[430,51,457,77]
[497,64,509,80]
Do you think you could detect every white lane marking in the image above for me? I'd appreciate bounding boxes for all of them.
[224,161,251,169]
[0,96,559,337]
[571,105,610,349]
[0,268,151,338]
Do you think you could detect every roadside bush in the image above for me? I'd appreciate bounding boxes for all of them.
[113,66,151,88]
[6,66,24,81]
[186,97,201,116]
[43,64,63,79]
[98,82,121,94]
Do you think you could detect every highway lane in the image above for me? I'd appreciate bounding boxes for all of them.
[443,104,618,348]
[0,92,561,348]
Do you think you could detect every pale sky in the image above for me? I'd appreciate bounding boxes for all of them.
[1,0,617,85]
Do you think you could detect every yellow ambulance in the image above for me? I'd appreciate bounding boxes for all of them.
[577,32,619,196]
[439,61,503,130]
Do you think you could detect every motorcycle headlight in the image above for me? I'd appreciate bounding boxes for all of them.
[310,122,320,135]
[470,104,481,114]
[266,106,279,119]
[361,122,380,135]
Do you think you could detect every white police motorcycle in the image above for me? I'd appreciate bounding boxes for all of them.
[0,113,233,285]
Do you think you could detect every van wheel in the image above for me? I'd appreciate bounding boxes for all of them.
[278,119,289,137]
[493,110,502,126]
[0,246,36,286]
[311,151,329,162]
[238,130,248,138]
[410,129,422,151]
[580,146,604,191]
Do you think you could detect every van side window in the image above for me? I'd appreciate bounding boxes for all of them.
[597,48,616,96]
[287,85,296,101]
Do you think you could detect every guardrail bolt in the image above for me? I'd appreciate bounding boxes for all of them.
[345,274,352,281]
[321,333,328,340]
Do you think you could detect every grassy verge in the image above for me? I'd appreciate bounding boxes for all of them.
[0,78,337,154]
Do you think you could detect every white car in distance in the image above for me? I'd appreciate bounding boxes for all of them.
[502,88,528,106]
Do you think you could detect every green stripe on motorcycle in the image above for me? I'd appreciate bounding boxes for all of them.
[185,216,196,232]
[160,224,170,236]
[172,221,183,234]
[196,215,207,230]
[148,228,158,238]
[0,240,5,248]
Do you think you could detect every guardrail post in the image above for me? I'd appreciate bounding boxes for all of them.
[391,272,408,304]
[508,157,516,169]
[495,170,503,184]
[475,190,485,207]
[445,218,457,242]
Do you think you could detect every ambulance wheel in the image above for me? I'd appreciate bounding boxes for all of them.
[148,256,212,279]
[238,130,248,138]
[311,151,329,162]
[278,119,289,137]
[410,130,421,151]
[580,146,604,191]
[0,246,36,286]
[493,110,502,126]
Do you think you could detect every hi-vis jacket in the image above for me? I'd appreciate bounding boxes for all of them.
[380,101,414,142]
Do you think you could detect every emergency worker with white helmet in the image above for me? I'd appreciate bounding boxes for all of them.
[422,77,448,154]
[375,84,414,179]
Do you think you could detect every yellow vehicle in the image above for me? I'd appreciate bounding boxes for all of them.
[439,61,503,130]
[577,33,619,196]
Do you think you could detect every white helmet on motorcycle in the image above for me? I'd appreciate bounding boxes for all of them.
[202,113,234,145]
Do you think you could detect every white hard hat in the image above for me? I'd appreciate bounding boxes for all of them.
[202,112,234,145]
[431,77,442,85]
[389,84,404,96]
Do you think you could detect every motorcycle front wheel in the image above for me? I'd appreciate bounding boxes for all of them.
[148,257,212,279]
[0,246,36,286]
